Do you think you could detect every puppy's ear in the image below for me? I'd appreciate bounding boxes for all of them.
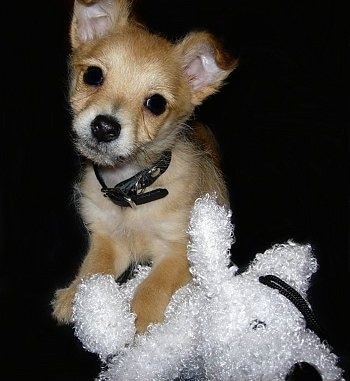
[176,32,238,105]
[70,0,132,48]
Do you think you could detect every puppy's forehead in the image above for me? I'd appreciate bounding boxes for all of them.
[75,28,180,79]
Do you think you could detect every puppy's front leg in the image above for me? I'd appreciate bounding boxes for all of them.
[52,233,129,324]
[131,246,191,333]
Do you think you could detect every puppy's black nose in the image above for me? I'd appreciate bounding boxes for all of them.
[91,115,121,142]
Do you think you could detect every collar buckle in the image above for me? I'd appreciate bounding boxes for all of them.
[94,150,171,208]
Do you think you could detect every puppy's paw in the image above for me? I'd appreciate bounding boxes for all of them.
[51,286,76,324]
[130,283,171,334]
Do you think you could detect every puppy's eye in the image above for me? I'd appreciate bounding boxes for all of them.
[83,66,104,86]
[144,94,167,116]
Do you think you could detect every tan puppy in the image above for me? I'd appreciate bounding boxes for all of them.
[52,0,237,333]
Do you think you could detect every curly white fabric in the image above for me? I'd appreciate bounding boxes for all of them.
[72,194,344,381]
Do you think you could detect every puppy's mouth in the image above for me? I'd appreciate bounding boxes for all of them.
[73,114,130,166]
[74,138,126,166]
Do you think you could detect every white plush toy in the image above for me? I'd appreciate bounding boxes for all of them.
[72,194,345,381]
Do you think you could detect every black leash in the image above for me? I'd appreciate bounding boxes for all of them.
[259,274,328,342]
[93,150,171,208]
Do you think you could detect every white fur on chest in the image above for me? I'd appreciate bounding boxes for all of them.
[99,163,141,188]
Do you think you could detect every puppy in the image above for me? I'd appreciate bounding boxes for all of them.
[52,0,237,334]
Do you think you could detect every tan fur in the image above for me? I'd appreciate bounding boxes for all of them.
[52,0,237,333]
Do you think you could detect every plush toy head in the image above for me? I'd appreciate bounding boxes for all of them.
[72,194,345,380]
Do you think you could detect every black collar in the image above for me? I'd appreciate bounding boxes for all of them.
[93,150,171,208]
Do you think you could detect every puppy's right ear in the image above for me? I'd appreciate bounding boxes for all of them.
[70,0,132,48]
[176,32,238,106]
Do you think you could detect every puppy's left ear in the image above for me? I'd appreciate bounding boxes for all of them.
[70,0,132,49]
[176,32,238,105]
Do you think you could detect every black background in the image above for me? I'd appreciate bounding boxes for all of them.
[2,1,349,380]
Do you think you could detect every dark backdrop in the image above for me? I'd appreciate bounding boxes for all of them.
[2,1,349,380]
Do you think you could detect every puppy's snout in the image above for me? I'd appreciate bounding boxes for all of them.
[91,115,121,142]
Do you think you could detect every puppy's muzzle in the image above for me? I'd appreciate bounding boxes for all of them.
[91,115,121,143]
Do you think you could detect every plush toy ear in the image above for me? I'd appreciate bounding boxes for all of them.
[176,32,238,105]
[187,194,236,287]
[244,241,317,296]
[70,0,132,48]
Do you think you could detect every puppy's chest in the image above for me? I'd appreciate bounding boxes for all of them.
[97,203,159,234]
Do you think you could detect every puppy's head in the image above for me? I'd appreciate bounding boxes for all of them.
[68,0,237,166]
